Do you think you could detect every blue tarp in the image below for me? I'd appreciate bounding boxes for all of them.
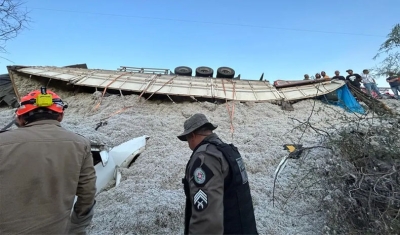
[323,85,366,114]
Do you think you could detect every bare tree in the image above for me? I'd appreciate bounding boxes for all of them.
[372,24,400,76]
[0,0,29,55]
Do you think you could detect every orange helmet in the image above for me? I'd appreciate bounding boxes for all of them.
[16,87,68,116]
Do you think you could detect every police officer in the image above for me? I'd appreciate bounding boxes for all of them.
[178,113,258,234]
[0,87,97,234]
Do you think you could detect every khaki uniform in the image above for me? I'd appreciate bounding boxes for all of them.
[184,133,229,234]
[0,120,97,234]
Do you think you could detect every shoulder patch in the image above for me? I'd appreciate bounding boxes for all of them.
[193,168,206,184]
[193,189,208,212]
[190,158,214,187]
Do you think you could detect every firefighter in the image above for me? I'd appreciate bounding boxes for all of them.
[0,87,97,234]
[178,113,258,234]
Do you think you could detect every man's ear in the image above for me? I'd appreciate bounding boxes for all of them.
[57,112,64,122]
[15,116,24,127]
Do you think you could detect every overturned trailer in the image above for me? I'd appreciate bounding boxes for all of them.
[6,65,346,104]
[0,73,19,108]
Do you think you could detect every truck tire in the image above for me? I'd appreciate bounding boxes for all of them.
[216,67,235,78]
[195,66,214,77]
[174,66,192,76]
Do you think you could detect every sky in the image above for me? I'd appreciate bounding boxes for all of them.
[0,0,399,84]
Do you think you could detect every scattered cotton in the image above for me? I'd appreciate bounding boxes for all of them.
[1,78,399,235]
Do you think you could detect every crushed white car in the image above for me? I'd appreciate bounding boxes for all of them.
[90,135,150,194]
[73,135,150,207]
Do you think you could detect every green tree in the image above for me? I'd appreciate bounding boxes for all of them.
[0,0,29,58]
[373,23,400,76]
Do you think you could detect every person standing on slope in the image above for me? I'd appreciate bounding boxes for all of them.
[386,71,400,100]
[346,69,362,89]
[0,87,97,234]
[361,69,383,98]
[331,70,346,81]
[321,71,330,79]
[178,113,258,235]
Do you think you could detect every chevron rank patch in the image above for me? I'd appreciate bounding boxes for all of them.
[193,189,208,212]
